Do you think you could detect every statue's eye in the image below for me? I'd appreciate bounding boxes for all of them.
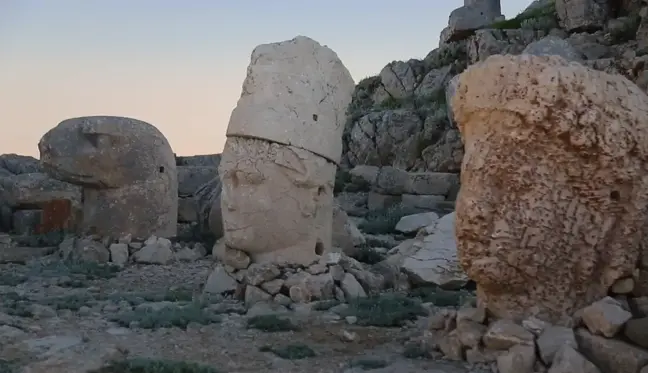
[84,133,100,148]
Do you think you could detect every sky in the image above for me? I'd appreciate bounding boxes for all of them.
[0,0,528,158]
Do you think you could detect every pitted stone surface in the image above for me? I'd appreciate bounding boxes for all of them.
[225,35,355,164]
[452,54,648,323]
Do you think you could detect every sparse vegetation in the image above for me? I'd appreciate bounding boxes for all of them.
[609,15,641,44]
[0,273,27,286]
[0,359,18,373]
[424,42,468,71]
[343,294,427,327]
[11,230,66,247]
[408,286,473,307]
[29,260,122,280]
[43,293,95,311]
[350,246,386,265]
[490,1,557,31]
[402,342,432,359]
[91,358,221,373]
[110,304,221,330]
[312,299,342,311]
[348,358,390,370]
[105,287,194,305]
[246,314,299,332]
[1,291,33,317]
[359,205,426,235]
[259,343,316,360]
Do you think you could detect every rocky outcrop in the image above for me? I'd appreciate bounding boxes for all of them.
[219,36,355,266]
[453,53,648,323]
[440,0,504,44]
[39,116,178,240]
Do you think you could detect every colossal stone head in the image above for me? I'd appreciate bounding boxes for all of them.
[219,137,335,266]
[38,116,178,239]
[452,54,648,323]
[219,35,354,266]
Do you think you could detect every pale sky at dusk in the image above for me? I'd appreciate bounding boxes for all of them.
[0,0,528,157]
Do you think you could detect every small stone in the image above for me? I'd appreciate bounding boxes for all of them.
[345,316,357,325]
[611,277,634,294]
[289,285,312,303]
[496,344,535,373]
[246,301,288,317]
[108,243,129,266]
[395,212,439,233]
[438,330,463,361]
[174,246,205,262]
[340,330,357,342]
[203,265,238,295]
[456,306,486,324]
[132,238,173,265]
[244,285,271,307]
[483,319,535,350]
[118,234,132,244]
[340,273,366,299]
[329,264,345,282]
[307,263,327,275]
[273,294,292,306]
[522,316,549,336]
[456,319,487,349]
[624,317,648,349]
[212,240,250,269]
[576,328,648,373]
[128,242,142,251]
[321,252,342,265]
[245,263,281,286]
[548,345,600,373]
[465,348,500,364]
[428,313,448,330]
[581,296,632,337]
[536,325,577,365]
[260,279,284,295]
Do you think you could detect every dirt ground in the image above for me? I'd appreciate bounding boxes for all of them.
[0,257,488,373]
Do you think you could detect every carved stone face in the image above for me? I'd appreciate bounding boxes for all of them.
[38,116,175,188]
[219,137,335,265]
[455,109,648,322]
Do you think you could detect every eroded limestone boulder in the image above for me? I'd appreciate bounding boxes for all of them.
[39,116,178,239]
[220,36,354,266]
[452,54,648,323]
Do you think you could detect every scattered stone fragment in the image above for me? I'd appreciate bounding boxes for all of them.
[536,325,577,365]
[483,319,535,350]
[496,344,536,373]
[581,297,632,337]
[548,345,601,373]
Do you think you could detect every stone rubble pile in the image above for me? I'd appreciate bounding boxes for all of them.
[0,232,209,266]
[420,295,648,373]
[206,247,399,309]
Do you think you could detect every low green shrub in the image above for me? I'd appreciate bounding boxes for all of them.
[110,304,220,330]
[259,343,316,360]
[246,314,299,332]
[90,357,221,373]
[343,294,427,327]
